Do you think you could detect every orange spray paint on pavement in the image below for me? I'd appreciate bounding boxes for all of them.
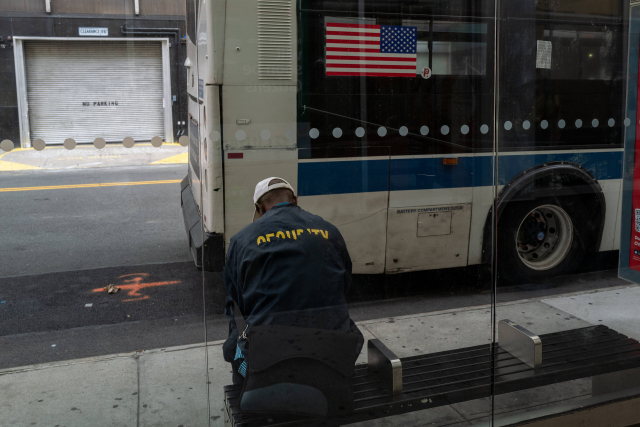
[92,273,181,302]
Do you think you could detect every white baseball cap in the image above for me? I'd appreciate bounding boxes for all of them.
[253,177,295,204]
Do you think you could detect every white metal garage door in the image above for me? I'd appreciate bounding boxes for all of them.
[24,40,165,145]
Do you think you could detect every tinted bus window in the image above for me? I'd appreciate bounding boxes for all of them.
[297,0,495,159]
[498,0,625,150]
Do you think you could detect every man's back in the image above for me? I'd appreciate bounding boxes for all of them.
[224,203,358,337]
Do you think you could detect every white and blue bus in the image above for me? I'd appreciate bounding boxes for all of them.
[181,0,626,284]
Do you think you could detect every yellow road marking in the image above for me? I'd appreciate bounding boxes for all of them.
[151,152,188,164]
[0,160,41,172]
[0,148,25,161]
[0,179,181,193]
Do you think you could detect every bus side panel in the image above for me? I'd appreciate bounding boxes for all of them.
[188,114,202,209]
[386,187,473,272]
[205,0,226,85]
[223,0,296,87]
[222,86,297,151]
[201,85,224,234]
[185,0,198,99]
[468,185,494,265]
[299,193,389,275]
[599,178,623,251]
[196,0,209,87]
[295,157,390,274]
[223,150,298,249]
[197,0,227,86]
[613,180,623,251]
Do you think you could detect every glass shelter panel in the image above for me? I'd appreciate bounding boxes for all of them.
[493,0,640,424]
[204,0,495,424]
[0,1,211,426]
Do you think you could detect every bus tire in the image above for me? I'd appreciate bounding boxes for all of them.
[497,196,588,285]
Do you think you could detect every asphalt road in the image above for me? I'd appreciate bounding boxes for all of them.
[0,259,624,370]
[0,164,191,277]
[0,163,626,370]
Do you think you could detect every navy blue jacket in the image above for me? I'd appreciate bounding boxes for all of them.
[223,203,364,362]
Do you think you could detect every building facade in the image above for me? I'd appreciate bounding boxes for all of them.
[0,0,187,146]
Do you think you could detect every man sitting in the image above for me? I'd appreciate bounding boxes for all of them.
[222,177,364,384]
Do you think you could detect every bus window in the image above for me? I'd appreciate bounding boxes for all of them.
[407,19,488,76]
[186,0,197,44]
[299,5,495,159]
[545,27,619,81]
[498,0,624,150]
[419,41,487,76]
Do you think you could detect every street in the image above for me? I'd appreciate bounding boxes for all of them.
[0,145,627,371]
[0,145,218,368]
[2,4,637,425]
[0,165,190,277]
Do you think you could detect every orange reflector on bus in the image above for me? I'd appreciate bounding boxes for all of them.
[442,158,458,165]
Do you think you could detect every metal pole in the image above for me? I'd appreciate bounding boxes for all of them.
[490,0,501,423]
[428,15,433,69]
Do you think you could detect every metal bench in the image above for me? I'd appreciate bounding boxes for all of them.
[223,323,640,427]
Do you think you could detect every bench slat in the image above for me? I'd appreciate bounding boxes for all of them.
[223,325,640,427]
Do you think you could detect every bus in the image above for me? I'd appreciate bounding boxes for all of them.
[181,0,626,284]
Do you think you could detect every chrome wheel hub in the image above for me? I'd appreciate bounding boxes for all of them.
[515,204,573,271]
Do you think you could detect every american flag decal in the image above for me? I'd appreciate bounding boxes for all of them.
[326,23,418,77]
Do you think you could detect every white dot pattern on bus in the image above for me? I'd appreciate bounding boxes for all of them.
[178,135,189,147]
[33,139,46,151]
[64,138,77,150]
[123,137,135,148]
[1,139,14,152]
[24,115,632,150]
[94,137,106,149]
[151,136,163,147]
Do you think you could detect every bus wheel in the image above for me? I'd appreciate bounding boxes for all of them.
[497,197,587,285]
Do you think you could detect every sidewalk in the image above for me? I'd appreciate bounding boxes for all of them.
[0,144,187,171]
[2,285,639,427]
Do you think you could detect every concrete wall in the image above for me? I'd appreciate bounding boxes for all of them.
[0,0,186,16]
